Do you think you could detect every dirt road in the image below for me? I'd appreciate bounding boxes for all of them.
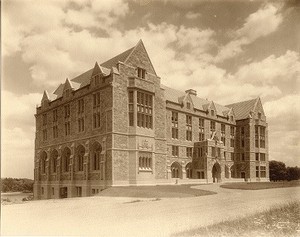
[2,184,299,236]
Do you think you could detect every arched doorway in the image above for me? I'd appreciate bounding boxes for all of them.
[185,162,192,178]
[61,147,71,173]
[50,149,58,173]
[225,165,230,178]
[76,145,85,172]
[212,162,221,183]
[171,162,182,179]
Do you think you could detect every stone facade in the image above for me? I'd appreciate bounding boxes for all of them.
[34,40,269,199]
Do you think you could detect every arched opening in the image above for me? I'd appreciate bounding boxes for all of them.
[212,162,221,183]
[50,149,58,173]
[61,147,71,173]
[171,162,182,179]
[231,165,236,178]
[91,141,102,171]
[76,145,85,172]
[40,151,47,174]
[185,162,192,178]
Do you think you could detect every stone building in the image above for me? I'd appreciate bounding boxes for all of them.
[34,40,269,199]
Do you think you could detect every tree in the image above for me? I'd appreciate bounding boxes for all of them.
[286,166,300,181]
[269,160,287,181]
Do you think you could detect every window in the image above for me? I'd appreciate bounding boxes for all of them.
[53,125,58,138]
[199,118,205,141]
[65,89,70,98]
[241,126,245,147]
[210,121,216,135]
[241,139,245,147]
[241,153,245,161]
[221,124,226,145]
[258,112,262,120]
[78,118,85,132]
[93,92,101,108]
[211,110,214,116]
[93,150,100,170]
[93,112,101,129]
[256,166,259,178]
[186,147,193,158]
[172,146,179,157]
[255,153,259,161]
[128,91,134,126]
[137,68,146,79]
[187,102,191,109]
[76,187,82,197]
[43,129,47,141]
[230,126,235,147]
[52,188,54,195]
[171,111,178,139]
[260,166,266,178]
[53,109,58,122]
[224,151,226,160]
[64,104,70,118]
[41,187,44,195]
[231,153,234,161]
[78,99,84,114]
[65,122,70,136]
[260,153,266,162]
[255,126,259,148]
[186,115,192,141]
[137,91,153,129]
[94,75,100,86]
[138,153,152,171]
[230,115,233,122]
[42,114,47,126]
[212,147,216,157]
[260,127,266,148]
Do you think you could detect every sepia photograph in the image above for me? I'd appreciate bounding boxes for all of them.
[1,0,300,236]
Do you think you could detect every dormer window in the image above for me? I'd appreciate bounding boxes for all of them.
[230,115,233,122]
[258,112,262,120]
[211,110,214,116]
[187,102,191,109]
[65,89,70,98]
[137,68,146,79]
[95,75,100,85]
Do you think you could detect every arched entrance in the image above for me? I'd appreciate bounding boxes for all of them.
[212,162,221,183]
[40,151,47,174]
[90,141,102,171]
[61,147,71,173]
[225,165,230,178]
[185,162,192,178]
[171,162,182,178]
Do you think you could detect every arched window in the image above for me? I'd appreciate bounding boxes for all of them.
[50,149,58,173]
[40,151,47,174]
[186,162,192,178]
[76,145,85,172]
[62,147,71,173]
[91,142,102,171]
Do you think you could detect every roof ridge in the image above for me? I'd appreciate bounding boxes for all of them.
[225,97,258,107]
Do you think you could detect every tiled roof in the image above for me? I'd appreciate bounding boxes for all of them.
[162,85,230,116]
[101,46,134,69]
[225,98,258,120]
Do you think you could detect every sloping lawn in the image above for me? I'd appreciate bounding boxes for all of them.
[221,180,300,190]
[172,201,300,237]
[97,185,216,198]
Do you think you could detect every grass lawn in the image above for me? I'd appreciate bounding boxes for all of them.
[97,185,216,198]
[220,180,300,190]
[172,201,300,237]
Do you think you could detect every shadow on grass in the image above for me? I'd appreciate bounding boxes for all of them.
[221,180,300,190]
[172,201,300,237]
[97,185,216,198]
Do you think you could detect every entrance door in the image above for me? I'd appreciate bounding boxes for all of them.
[241,172,246,180]
[212,163,221,183]
[60,187,68,198]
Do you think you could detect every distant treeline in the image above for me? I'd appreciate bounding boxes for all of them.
[270,160,300,181]
[1,178,34,193]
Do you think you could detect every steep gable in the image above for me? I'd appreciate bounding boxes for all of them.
[226,98,257,120]
[124,40,157,76]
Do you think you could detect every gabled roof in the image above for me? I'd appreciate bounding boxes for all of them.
[162,85,230,116]
[101,46,135,69]
[41,90,50,102]
[226,98,258,120]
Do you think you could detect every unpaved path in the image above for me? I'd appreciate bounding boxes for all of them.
[2,184,299,237]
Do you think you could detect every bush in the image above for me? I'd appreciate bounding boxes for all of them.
[269,161,300,181]
[1,178,34,193]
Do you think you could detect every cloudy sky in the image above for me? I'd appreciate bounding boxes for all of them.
[2,0,300,178]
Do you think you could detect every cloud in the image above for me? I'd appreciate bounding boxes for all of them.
[215,3,283,62]
[185,11,201,19]
[264,94,300,166]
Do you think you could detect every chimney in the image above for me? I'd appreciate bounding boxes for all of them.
[185,89,197,96]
